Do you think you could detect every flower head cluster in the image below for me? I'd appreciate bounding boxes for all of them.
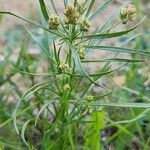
[59,62,70,74]
[48,15,60,30]
[63,84,71,92]
[120,4,137,24]
[79,18,90,32]
[64,5,79,25]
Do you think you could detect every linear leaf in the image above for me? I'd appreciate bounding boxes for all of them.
[72,62,127,77]
[71,101,150,108]
[82,58,142,63]
[63,0,68,7]
[81,45,150,57]
[21,119,34,146]
[71,46,101,86]
[50,0,59,15]
[77,17,145,39]
[24,26,56,63]
[107,108,150,126]
[0,11,62,36]
[121,33,141,47]
[85,0,96,17]
[0,102,38,129]
[96,9,118,33]
[89,0,114,21]
[13,81,49,134]
[39,0,49,21]
[35,99,58,126]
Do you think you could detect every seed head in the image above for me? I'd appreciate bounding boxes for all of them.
[79,18,90,32]
[48,15,60,30]
[64,5,79,25]
[120,4,137,24]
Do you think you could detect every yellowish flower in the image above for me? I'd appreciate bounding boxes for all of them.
[63,84,71,92]
[120,4,136,24]
[64,5,79,25]
[48,15,60,30]
[59,63,71,74]
[79,18,90,32]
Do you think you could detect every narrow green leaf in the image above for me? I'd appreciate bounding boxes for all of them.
[71,101,150,108]
[35,99,58,126]
[82,45,150,57]
[86,10,118,53]
[72,62,127,77]
[13,81,49,134]
[121,33,141,47]
[79,62,111,97]
[63,0,68,7]
[0,11,62,37]
[107,108,150,126]
[17,70,54,76]
[77,17,145,39]
[24,26,56,63]
[82,58,142,63]
[71,46,101,86]
[50,0,59,15]
[117,86,150,102]
[85,0,96,17]
[96,9,118,33]
[39,0,49,21]
[21,119,34,146]
[0,102,38,129]
[89,0,114,21]
[84,111,105,150]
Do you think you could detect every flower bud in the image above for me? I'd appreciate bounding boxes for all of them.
[59,63,71,74]
[86,95,94,102]
[63,84,71,92]
[48,15,60,30]
[64,5,79,25]
[79,18,90,32]
[120,4,136,24]
[78,48,85,59]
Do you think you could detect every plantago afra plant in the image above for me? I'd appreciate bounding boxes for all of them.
[0,0,150,149]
